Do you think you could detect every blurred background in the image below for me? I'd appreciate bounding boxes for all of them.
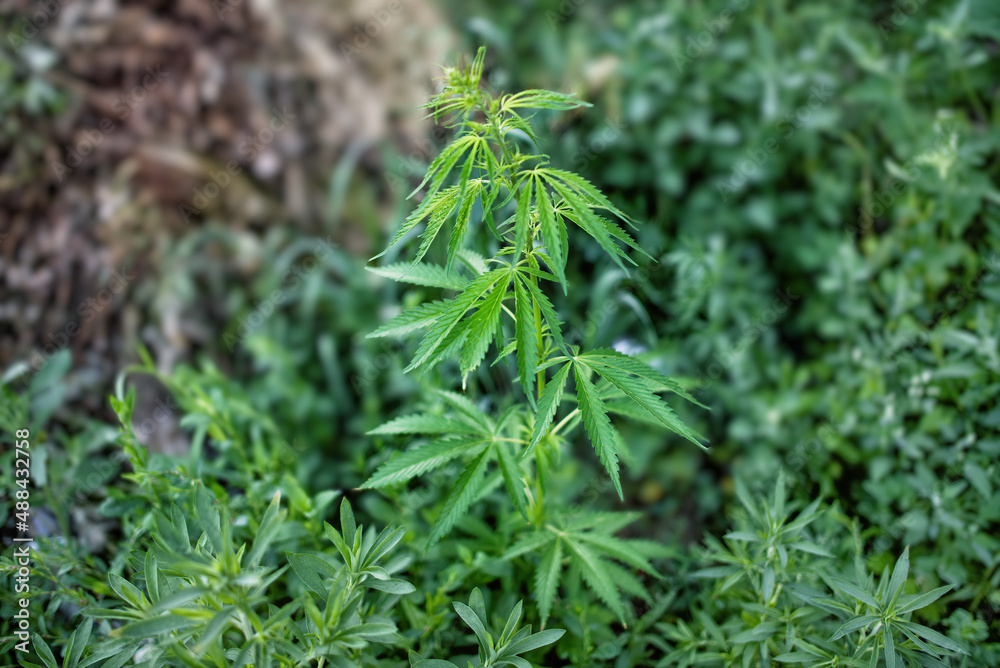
[2,0,1000,660]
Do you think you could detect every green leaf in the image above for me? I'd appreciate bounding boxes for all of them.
[497,441,529,520]
[896,584,954,615]
[194,482,223,554]
[454,600,490,651]
[369,414,485,436]
[514,175,533,263]
[407,270,506,373]
[64,617,93,668]
[550,181,629,269]
[885,627,897,668]
[340,498,357,546]
[513,277,538,400]
[408,134,483,201]
[573,361,622,499]
[576,353,705,448]
[526,362,571,456]
[368,300,450,340]
[895,621,969,654]
[109,573,148,612]
[364,578,416,595]
[565,538,624,621]
[287,553,339,596]
[503,89,590,111]
[828,577,881,609]
[373,185,460,261]
[829,614,879,641]
[504,628,566,655]
[428,446,493,545]
[448,180,483,272]
[886,547,909,608]
[118,614,198,638]
[534,176,566,291]
[535,538,563,626]
[367,262,470,290]
[247,490,284,568]
[32,634,58,668]
[519,275,565,352]
[460,275,508,375]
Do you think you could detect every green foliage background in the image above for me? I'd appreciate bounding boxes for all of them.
[2,0,1000,666]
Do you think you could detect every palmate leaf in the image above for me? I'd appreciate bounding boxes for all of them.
[407,134,486,201]
[507,511,658,626]
[573,360,623,499]
[566,537,625,620]
[372,185,461,262]
[549,182,633,270]
[519,275,565,351]
[459,273,508,376]
[407,269,507,373]
[575,351,706,449]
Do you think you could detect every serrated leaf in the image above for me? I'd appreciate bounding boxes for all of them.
[369,414,485,436]
[565,538,624,621]
[513,277,538,401]
[448,180,483,272]
[367,263,469,290]
[535,538,563,626]
[534,176,566,291]
[573,361,622,499]
[428,446,493,545]
[361,436,487,489]
[497,441,529,520]
[514,175,533,263]
[576,355,705,449]
[526,362,571,455]
[407,270,506,373]
[503,89,590,111]
[460,276,508,375]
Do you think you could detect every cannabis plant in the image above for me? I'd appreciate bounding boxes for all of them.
[363,47,705,619]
